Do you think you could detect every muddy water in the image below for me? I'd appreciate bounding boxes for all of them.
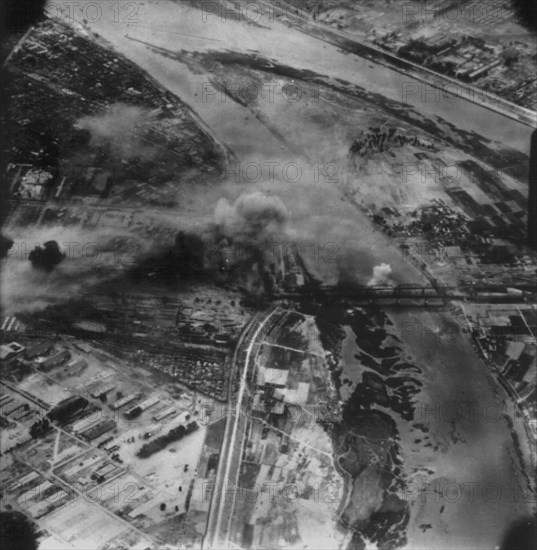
[50,0,533,286]
[55,0,534,154]
[53,2,433,286]
[46,4,536,547]
[387,309,535,550]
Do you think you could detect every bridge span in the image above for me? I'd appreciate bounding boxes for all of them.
[277,283,536,305]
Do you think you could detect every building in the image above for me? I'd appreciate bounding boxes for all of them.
[80,419,116,441]
[17,168,53,200]
[0,342,25,361]
[72,412,101,434]
[110,393,138,410]
[463,58,502,82]
[153,406,176,421]
[1,316,24,333]
[7,471,40,493]
[257,366,289,388]
[24,341,53,360]
[39,350,70,370]
[124,395,159,417]
[66,358,87,370]
[90,383,116,399]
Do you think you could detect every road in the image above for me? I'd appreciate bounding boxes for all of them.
[265,0,536,127]
[203,307,280,549]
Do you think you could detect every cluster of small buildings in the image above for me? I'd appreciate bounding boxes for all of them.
[377,199,470,245]
[0,315,25,335]
[371,27,535,107]
[145,347,230,401]
[3,468,70,519]
[58,450,120,489]
[4,18,223,207]
[349,125,434,164]
[395,35,504,82]
[6,164,54,201]
[469,305,537,437]
[251,345,311,420]
[0,389,41,426]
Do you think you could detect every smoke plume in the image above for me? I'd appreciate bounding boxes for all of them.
[0,225,151,315]
[76,103,157,161]
[29,241,65,272]
[367,263,393,286]
[214,191,288,242]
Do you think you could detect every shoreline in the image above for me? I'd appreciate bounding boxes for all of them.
[269,1,537,129]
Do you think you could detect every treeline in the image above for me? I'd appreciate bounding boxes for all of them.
[48,396,89,424]
[137,421,199,459]
[29,417,51,438]
[125,406,142,419]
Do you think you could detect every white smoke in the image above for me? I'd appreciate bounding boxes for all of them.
[214,191,288,241]
[367,263,393,286]
[0,225,151,315]
[76,103,157,161]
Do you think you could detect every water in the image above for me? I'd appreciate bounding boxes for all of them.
[46,4,536,547]
[53,0,534,158]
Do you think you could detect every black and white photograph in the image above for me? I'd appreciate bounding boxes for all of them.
[0,1,536,549]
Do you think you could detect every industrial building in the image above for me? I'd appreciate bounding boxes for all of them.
[24,341,53,360]
[124,395,160,417]
[80,419,116,441]
[153,406,176,421]
[38,349,70,370]
[110,393,139,410]
[66,358,88,370]
[0,342,25,361]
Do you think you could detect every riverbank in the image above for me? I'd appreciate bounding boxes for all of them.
[269,1,537,129]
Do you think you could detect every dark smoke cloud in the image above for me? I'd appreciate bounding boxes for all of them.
[0,235,14,259]
[2,0,47,33]
[501,517,536,550]
[129,231,205,285]
[510,0,537,32]
[1,225,153,315]
[28,241,66,272]
[211,192,289,295]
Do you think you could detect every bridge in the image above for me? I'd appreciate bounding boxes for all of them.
[277,283,536,304]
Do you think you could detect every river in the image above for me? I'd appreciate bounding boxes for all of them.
[45,2,536,548]
[47,0,534,156]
